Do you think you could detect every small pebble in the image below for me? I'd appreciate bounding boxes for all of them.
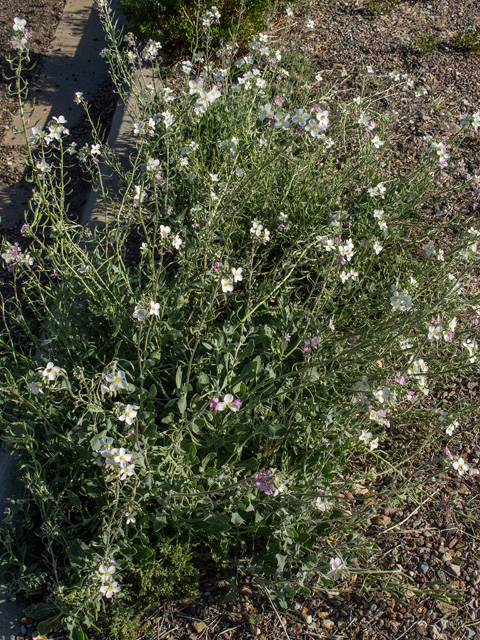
[420,562,429,574]
[445,563,461,578]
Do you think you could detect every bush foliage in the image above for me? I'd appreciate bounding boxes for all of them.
[120,0,270,51]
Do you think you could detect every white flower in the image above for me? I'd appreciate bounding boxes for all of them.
[306,19,315,29]
[195,91,210,113]
[232,267,243,282]
[292,109,309,126]
[354,376,370,392]
[317,236,335,252]
[100,581,121,598]
[189,78,204,95]
[423,240,436,258]
[162,111,174,128]
[452,457,469,476]
[91,143,101,155]
[106,370,128,392]
[338,238,354,261]
[216,393,241,412]
[369,437,379,451]
[134,121,146,135]
[118,404,140,425]
[114,448,133,467]
[42,362,61,381]
[27,381,43,394]
[368,182,386,199]
[371,135,384,149]
[146,157,160,172]
[118,463,136,481]
[159,225,171,238]
[98,564,116,582]
[133,185,146,206]
[305,118,322,138]
[149,301,160,316]
[206,86,221,103]
[445,421,458,436]
[359,430,373,444]
[373,240,383,255]
[274,113,290,129]
[327,557,344,580]
[133,305,148,322]
[462,339,478,363]
[29,125,43,144]
[316,496,333,511]
[250,219,264,236]
[221,278,234,293]
[36,160,50,174]
[428,324,442,340]
[13,17,27,31]
[125,510,137,524]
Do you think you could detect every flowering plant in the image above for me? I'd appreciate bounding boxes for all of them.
[1,8,479,638]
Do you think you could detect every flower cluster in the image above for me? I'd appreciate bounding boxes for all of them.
[315,488,334,512]
[390,286,413,311]
[460,111,480,133]
[10,17,31,51]
[250,219,270,244]
[221,267,243,293]
[159,225,182,249]
[429,140,449,167]
[98,562,120,598]
[407,358,429,394]
[2,242,34,270]
[427,315,456,342]
[92,438,135,482]
[368,182,386,199]
[143,39,162,61]
[200,5,220,29]
[359,430,379,451]
[423,239,444,262]
[133,300,160,322]
[189,79,222,115]
[373,209,388,233]
[258,104,330,140]
[254,468,286,496]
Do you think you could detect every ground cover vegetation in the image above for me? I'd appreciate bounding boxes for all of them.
[1,4,480,639]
